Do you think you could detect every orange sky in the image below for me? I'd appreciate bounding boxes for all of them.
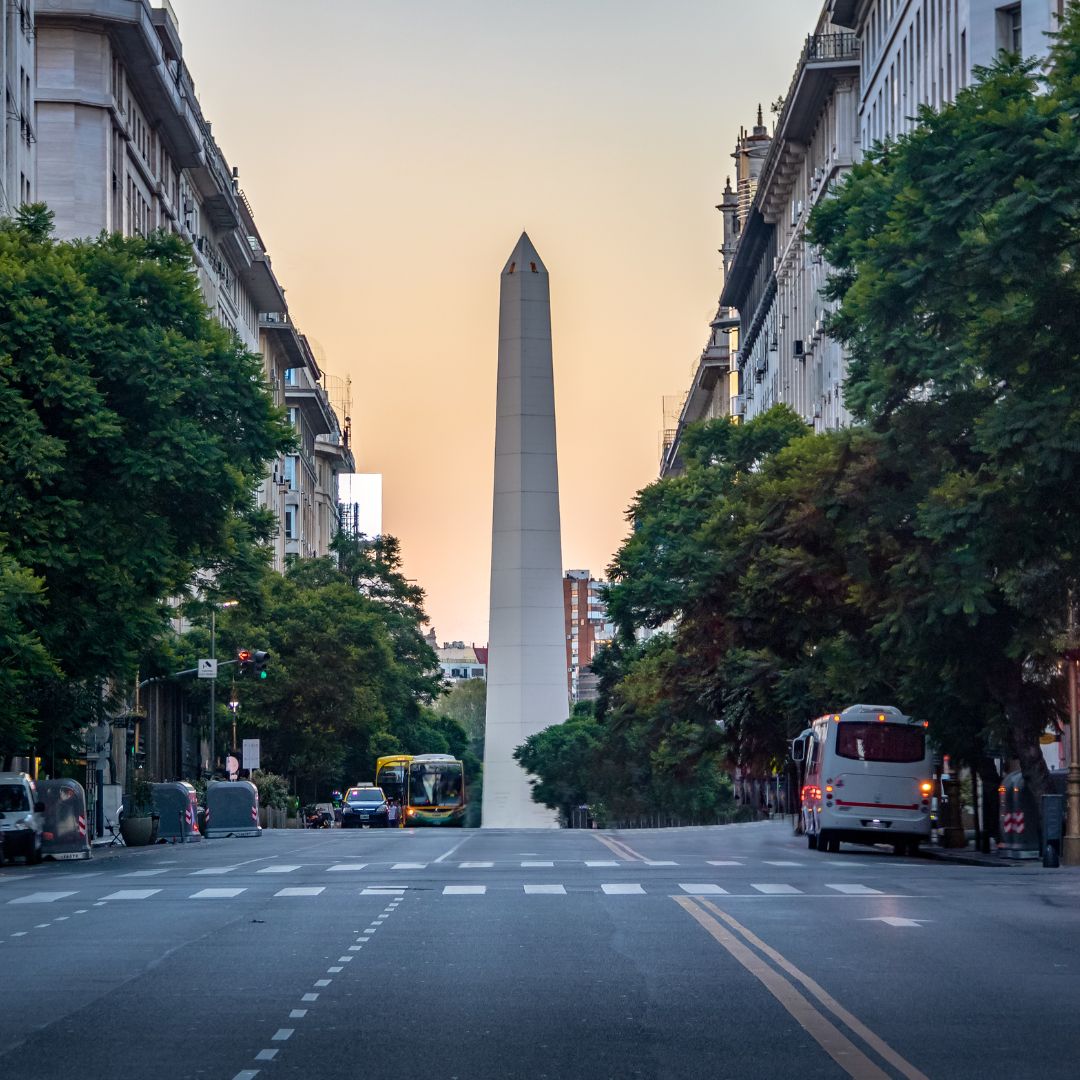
[170,0,812,643]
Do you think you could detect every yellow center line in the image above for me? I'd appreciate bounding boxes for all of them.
[696,899,929,1080]
[674,895,894,1080]
[592,834,642,861]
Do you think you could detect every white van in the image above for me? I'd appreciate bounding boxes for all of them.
[792,705,933,856]
[0,772,45,865]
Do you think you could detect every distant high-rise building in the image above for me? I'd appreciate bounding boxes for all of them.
[1,0,35,216]
[563,571,615,702]
[339,473,383,538]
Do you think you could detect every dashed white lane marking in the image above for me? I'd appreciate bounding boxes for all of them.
[8,892,77,904]
[34,923,50,928]
[521,861,554,867]
[459,861,493,868]
[257,865,302,874]
[348,945,362,951]
[863,916,927,927]
[190,888,246,899]
[708,860,743,866]
[750,884,802,895]
[827,884,883,895]
[602,884,645,895]
[191,867,238,875]
[100,889,161,901]
[764,861,804,867]
[357,935,371,942]
[233,1071,260,1080]
[290,1009,307,1018]
[328,864,368,872]
[327,966,343,973]
[255,1049,278,1061]
[337,956,353,962]
[301,993,318,1002]
[271,1028,293,1041]
[362,887,406,895]
[93,902,106,907]
[524,884,566,895]
[74,909,88,914]
[55,916,69,921]
[586,860,619,867]
[12,931,27,937]
[314,979,331,987]
[679,884,729,895]
[122,869,169,877]
[391,862,427,870]
[444,885,486,895]
[275,887,324,897]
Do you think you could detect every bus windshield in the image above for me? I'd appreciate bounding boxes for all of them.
[409,764,463,807]
[836,723,925,764]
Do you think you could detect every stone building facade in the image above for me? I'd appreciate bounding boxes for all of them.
[1,0,35,215]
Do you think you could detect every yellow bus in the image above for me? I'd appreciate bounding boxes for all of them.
[374,755,412,808]
[404,754,467,827]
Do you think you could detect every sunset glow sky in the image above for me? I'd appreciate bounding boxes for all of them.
[170,0,812,643]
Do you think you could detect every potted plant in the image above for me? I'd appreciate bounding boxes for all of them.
[120,776,155,847]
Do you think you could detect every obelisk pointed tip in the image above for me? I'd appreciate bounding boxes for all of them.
[502,231,547,276]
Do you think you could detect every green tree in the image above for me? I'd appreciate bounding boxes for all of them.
[0,207,291,762]
[433,677,486,757]
[808,16,1080,804]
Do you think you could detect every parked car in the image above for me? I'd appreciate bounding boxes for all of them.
[341,786,389,828]
[0,772,45,865]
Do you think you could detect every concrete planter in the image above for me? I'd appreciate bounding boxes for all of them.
[120,815,154,847]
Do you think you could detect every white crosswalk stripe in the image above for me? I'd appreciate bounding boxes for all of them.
[826,883,883,895]
[8,892,77,904]
[585,860,619,867]
[362,887,407,895]
[678,884,728,895]
[601,884,645,895]
[191,888,246,899]
[444,885,486,895]
[459,862,493,868]
[764,861,804,867]
[257,865,301,874]
[392,863,427,870]
[121,869,168,877]
[644,861,678,866]
[707,860,743,866]
[750,884,802,894]
[521,861,554,867]
[328,864,368,872]
[275,887,324,897]
[100,889,161,901]
[524,884,566,895]
[191,867,238,875]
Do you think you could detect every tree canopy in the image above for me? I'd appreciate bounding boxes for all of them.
[0,208,292,761]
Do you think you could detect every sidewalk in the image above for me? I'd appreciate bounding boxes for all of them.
[920,842,1017,868]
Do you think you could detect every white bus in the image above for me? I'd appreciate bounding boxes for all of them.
[792,704,933,856]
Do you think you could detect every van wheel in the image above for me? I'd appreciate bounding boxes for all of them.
[807,833,818,850]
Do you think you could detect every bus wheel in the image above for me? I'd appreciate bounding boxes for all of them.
[807,833,818,850]
[817,830,832,853]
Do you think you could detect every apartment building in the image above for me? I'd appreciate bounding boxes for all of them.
[1,0,34,215]
[563,570,615,702]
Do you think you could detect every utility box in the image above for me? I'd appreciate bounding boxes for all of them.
[999,769,1068,859]
[38,779,91,861]
[152,782,202,843]
[204,781,261,838]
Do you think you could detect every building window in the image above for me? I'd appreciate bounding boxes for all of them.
[284,507,296,540]
[284,456,298,491]
[284,368,298,386]
[287,407,300,429]
[998,4,1022,54]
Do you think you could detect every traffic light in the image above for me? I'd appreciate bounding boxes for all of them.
[252,650,269,679]
[237,648,253,675]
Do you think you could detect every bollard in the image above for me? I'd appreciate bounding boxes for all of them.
[1042,793,1064,868]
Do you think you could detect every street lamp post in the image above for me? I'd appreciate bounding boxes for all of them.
[208,600,238,778]
[1063,596,1080,864]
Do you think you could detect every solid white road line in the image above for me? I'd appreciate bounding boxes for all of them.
[433,836,472,863]
[601,884,645,895]
[524,884,566,895]
[190,888,246,899]
[750,884,802,895]
[444,885,486,895]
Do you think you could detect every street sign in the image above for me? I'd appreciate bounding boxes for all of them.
[198,658,218,679]
[226,755,239,781]
[242,739,260,771]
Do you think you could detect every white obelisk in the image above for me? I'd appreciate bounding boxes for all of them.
[482,233,567,828]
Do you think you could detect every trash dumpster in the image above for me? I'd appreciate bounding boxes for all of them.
[152,782,202,843]
[999,768,1066,859]
[38,779,91,861]
[204,781,261,838]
